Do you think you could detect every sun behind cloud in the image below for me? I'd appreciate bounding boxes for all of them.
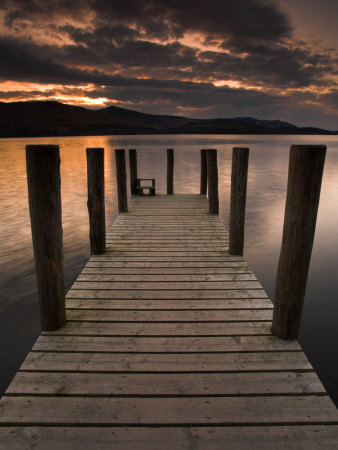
[0,0,337,128]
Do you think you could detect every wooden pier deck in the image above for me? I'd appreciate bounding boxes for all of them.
[1,194,337,449]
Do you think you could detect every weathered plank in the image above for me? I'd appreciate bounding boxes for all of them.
[78,270,254,280]
[66,289,268,299]
[71,280,262,290]
[6,371,325,396]
[43,321,273,336]
[1,193,336,448]
[32,335,301,352]
[1,426,338,450]
[1,396,337,425]
[84,261,249,268]
[81,267,252,275]
[65,309,272,322]
[65,298,272,309]
[21,351,313,372]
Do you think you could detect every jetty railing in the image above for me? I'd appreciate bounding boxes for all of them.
[25,144,327,339]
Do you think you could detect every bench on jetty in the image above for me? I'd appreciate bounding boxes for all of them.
[0,146,337,449]
[136,177,156,195]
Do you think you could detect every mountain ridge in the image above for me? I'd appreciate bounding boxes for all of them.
[0,100,335,138]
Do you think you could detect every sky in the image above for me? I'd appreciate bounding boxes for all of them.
[0,0,337,129]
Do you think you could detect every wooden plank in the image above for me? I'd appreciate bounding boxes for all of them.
[1,426,338,450]
[71,281,262,290]
[65,298,273,309]
[66,289,268,299]
[85,261,249,268]
[76,274,257,282]
[65,309,273,322]
[81,267,253,274]
[42,321,273,336]
[21,351,313,372]
[106,237,229,241]
[6,372,325,396]
[1,396,337,425]
[2,193,336,446]
[102,251,232,256]
[106,244,229,249]
[89,258,247,263]
[32,335,301,352]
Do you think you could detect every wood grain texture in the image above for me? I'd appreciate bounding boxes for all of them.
[1,426,338,450]
[1,396,337,425]
[272,145,326,339]
[21,350,313,372]
[86,148,106,255]
[200,149,207,195]
[207,149,219,214]
[128,149,138,195]
[229,147,249,256]
[115,149,128,212]
[167,148,174,195]
[1,193,336,448]
[25,145,66,331]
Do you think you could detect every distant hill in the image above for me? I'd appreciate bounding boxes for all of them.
[0,101,335,138]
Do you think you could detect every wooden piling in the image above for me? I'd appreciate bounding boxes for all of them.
[86,148,106,255]
[207,149,219,214]
[167,148,174,195]
[229,147,249,255]
[272,145,326,340]
[25,145,66,331]
[200,149,207,195]
[115,149,128,212]
[129,149,138,195]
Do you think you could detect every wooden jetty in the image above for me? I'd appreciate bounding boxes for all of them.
[0,145,337,449]
[1,194,338,448]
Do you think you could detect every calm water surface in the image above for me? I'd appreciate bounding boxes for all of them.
[1,134,338,405]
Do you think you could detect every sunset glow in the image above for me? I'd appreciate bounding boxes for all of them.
[0,0,337,128]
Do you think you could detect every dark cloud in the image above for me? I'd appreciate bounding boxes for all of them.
[0,0,291,42]
[0,0,337,128]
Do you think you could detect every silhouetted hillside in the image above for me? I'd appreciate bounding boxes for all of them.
[0,101,335,138]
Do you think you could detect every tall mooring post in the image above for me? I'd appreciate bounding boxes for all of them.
[26,145,66,331]
[200,149,207,195]
[206,149,219,214]
[272,145,326,340]
[167,148,174,195]
[86,147,106,255]
[229,147,249,255]
[129,149,138,195]
[115,149,128,212]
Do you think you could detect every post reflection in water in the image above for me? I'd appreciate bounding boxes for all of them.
[0,134,338,405]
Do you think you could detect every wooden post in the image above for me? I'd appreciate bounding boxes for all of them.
[200,149,207,195]
[115,149,128,212]
[272,145,326,340]
[86,148,106,255]
[129,149,138,195]
[229,147,249,255]
[167,148,174,195]
[26,145,66,331]
[207,149,219,214]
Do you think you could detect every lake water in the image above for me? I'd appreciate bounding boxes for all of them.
[1,134,338,406]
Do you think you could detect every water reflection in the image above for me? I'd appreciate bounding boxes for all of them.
[0,134,338,405]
